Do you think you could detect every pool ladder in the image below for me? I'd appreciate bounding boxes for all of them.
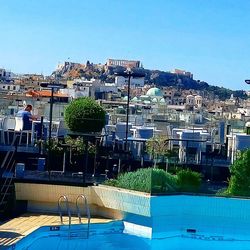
[58,195,72,230]
[76,194,91,238]
[57,194,91,238]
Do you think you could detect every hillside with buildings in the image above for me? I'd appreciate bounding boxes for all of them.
[53,60,247,101]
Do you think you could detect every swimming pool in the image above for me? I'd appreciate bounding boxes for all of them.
[9,220,250,250]
[8,194,250,249]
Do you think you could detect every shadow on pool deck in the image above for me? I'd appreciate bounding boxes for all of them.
[0,231,23,249]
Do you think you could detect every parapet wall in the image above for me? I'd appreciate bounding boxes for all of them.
[15,183,250,237]
[14,183,150,219]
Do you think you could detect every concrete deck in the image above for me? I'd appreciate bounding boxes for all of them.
[0,213,112,249]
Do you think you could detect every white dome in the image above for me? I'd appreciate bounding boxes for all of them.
[146,87,163,97]
[246,121,250,127]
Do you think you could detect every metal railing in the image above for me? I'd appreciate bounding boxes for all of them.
[0,134,18,207]
[76,194,91,238]
[58,195,71,230]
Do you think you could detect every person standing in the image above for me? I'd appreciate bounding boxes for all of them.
[16,104,36,130]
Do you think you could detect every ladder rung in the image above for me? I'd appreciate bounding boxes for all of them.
[58,195,71,230]
[76,194,91,238]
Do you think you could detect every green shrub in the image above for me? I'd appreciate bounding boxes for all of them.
[104,179,119,187]
[64,136,96,155]
[65,97,106,133]
[116,168,152,193]
[44,138,64,156]
[176,169,202,192]
[226,149,250,197]
[104,168,177,193]
[216,187,229,196]
[152,168,177,193]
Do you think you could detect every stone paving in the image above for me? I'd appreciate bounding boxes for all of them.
[0,213,112,249]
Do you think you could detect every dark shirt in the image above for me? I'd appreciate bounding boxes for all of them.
[17,110,32,130]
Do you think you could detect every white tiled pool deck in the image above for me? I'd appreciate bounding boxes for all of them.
[0,213,112,249]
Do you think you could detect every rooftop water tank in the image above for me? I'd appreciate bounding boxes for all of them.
[15,163,25,178]
[172,128,182,145]
[179,131,201,148]
[235,134,250,150]
[105,113,110,125]
[136,127,154,139]
[115,122,132,140]
[219,121,225,144]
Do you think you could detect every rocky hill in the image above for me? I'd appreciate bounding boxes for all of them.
[54,61,247,101]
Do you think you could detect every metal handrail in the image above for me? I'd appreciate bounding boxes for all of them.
[58,195,71,229]
[0,134,18,207]
[0,134,18,169]
[76,194,91,238]
[0,159,15,194]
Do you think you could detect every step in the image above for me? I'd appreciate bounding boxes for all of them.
[0,192,11,196]
[0,201,7,206]
[27,157,40,162]
[0,187,13,193]
[1,184,14,189]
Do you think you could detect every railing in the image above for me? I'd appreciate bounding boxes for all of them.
[76,194,91,238]
[0,134,18,169]
[58,195,71,230]
[0,134,18,207]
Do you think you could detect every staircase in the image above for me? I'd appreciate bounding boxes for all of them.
[0,135,18,219]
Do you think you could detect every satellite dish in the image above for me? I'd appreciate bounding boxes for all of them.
[23,100,27,107]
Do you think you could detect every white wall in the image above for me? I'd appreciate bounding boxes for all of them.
[0,83,20,91]
[115,76,144,88]
[60,87,89,98]
[0,69,12,80]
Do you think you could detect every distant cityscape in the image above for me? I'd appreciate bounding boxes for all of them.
[0,58,249,168]
[0,58,249,120]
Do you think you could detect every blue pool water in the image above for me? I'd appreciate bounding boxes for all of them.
[9,195,250,249]
[9,221,250,250]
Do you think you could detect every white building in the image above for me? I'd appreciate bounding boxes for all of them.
[171,69,193,79]
[172,129,211,164]
[115,75,144,88]
[195,95,202,109]
[227,133,250,163]
[0,82,20,92]
[186,95,195,106]
[60,87,89,99]
[179,112,203,124]
[0,68,12,81]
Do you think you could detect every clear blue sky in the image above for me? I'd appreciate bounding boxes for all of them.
[1,0,250,90]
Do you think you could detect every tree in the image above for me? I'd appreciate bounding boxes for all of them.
[146,135,173,169]
[65,97,106,133]
[227,149,250,196]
